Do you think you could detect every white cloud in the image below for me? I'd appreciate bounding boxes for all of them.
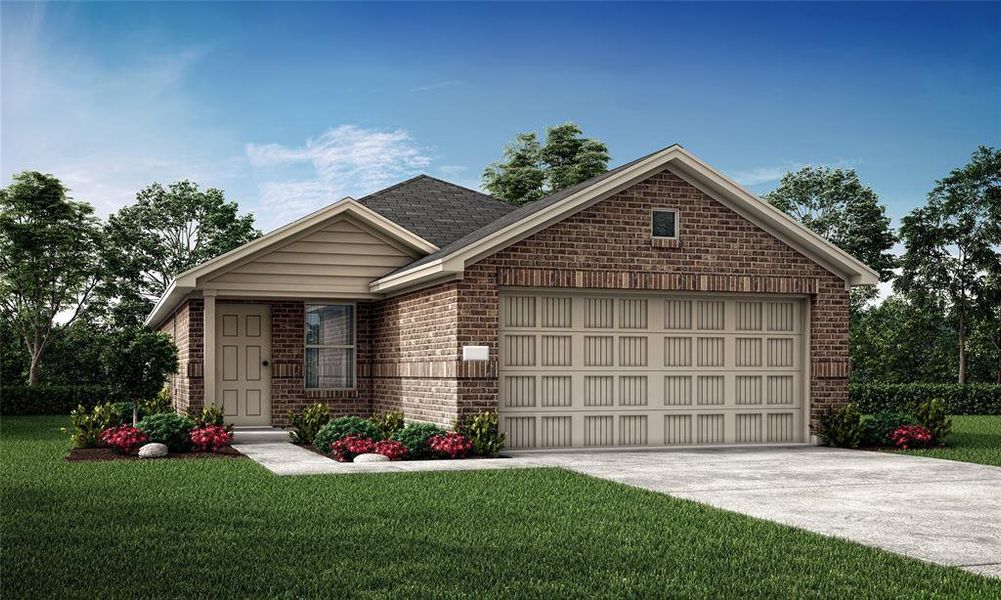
[246,125,432,226]
[731,163,804,187]
[437,164,468,177]
[1,7,248,218]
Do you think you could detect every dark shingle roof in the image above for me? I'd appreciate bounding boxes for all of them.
[395,145,678,272]
[357,175,517,247]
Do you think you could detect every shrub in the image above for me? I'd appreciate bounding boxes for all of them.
[313,416,383,455]
[287,403,330,445]
[429,432,473,459]
[371,409,406,438]
[454,411,506,457]
[64,403,119,449]
[913,398,952,444]
[330,435,376,462]
[188,404,231,431]
[373,439,407,461]
[850,383,1001,415]
[391,422,447,459]
[816,403,864,448]
[137,413,195,452]
[100,425,148,454]
[146,387,174,415]
[861,412,917,447]
[889,425,934,450]
[1,385,125,415]
[190,425,232,453]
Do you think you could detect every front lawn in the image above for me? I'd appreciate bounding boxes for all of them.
[888,415,1001,467]
[2,416,997,598]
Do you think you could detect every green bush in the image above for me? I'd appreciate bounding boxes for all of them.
[137,413,195,452]
[850,383,1001,415]
[455,411,506,457]
[64,403,119,449]
[371,409,406,438]
[313,416,383,454]
[188,404,230,431]
[913,398,952,444]
[816,403,864,448]
[391,422,447,459]
[288,403,331,445]
[147,387,174,415]
[861,412,917,447]
[1,385,125,415]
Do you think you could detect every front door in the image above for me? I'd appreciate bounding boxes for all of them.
[216,304,271,426]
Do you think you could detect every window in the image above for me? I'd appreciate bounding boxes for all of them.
[305,304,355,389]
[652,209,678,239]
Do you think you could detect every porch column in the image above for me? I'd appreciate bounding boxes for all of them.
[203,292,217,408]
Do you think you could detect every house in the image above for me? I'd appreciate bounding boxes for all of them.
[146,145,877,449]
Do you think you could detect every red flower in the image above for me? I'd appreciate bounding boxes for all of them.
[100,425,149,454]
[190,425,232,452]
[374,439,407,461]
[330,435,376,462]
[429,432,473,459]
[889,425,934,450]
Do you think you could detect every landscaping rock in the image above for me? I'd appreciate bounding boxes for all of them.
[138,443,168,459]
[353,453,389,463]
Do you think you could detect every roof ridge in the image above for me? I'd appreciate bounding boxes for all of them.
[411,174,513,207]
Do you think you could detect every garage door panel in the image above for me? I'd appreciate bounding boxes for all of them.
[498,292,807,448]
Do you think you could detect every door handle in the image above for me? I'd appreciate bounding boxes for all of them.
[262,360,270,367]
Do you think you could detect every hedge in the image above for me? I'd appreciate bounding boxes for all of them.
[850,383,1001,415]
[0,385,126,415]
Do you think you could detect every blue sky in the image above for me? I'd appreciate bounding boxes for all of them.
[2,1,998,231]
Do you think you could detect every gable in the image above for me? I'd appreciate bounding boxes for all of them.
[479,168,840,285]
[202,215,421,296]
[369,146,878,293]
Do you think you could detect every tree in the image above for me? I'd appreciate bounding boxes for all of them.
[106,181,259,325]
[101,327,178,425]
[896,147,1001,384]
[764,167,897,294]
[0,172,104,384]
[483,122,610,205]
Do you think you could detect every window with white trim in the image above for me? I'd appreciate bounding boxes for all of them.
[305,304,355,389]
[652,208,679,239]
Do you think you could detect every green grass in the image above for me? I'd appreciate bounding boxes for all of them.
[2,417,998,599]
[888,415,1001,467]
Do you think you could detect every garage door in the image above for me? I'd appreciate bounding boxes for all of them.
[498,292,807,449]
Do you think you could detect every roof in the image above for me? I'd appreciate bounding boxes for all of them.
[357,175,517,247]
[397,148,666,273]
[369,144,880,293]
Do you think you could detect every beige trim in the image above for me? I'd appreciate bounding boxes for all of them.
[370,146,879,294]
[203,292,217,407]
[145,198,438,327]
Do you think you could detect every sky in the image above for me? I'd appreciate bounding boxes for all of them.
[2,1,999,235]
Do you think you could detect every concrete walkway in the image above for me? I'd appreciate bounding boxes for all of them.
[233,435,1001,577]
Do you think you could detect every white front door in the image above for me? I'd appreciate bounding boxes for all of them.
[216,304,271,426]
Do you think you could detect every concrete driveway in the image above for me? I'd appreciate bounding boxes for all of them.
[522,447,1001,577]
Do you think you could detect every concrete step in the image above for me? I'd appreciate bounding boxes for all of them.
[232,428,290,444]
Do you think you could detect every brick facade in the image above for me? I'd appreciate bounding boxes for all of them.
[161,167,851,433]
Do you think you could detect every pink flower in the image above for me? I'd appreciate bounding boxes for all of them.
[889,425,933,449]
[100,425,149,454]
[190,425,232,452]
[429,432,473,459]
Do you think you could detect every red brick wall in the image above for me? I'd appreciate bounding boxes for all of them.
[450,168,850,430]
[158,299,202,414]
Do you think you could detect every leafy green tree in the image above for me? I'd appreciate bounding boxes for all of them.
[484,122,610,205]
[106,181,259,325]
[101,327,178,425]
[970,269,1001,383]
[0,172,104,384]
[764,167,897,297]
[896,147,1001,384]
[850,294,956,383]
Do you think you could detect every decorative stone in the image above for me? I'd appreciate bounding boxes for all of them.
[353,453,389,463]
[138,443,168,458]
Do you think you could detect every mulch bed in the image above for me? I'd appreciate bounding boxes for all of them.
[66,446,245,462]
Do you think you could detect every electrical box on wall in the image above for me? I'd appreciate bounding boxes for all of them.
[462,345,489,362]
